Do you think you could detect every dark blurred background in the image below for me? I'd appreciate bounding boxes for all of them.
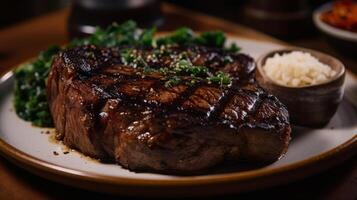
[0,0,331,40]
[166,0,331,39]
[0,0,68,28]
[0,1,356,199]
[2,0,356,67]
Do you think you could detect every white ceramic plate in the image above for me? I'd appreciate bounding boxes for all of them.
[0,37,356,197]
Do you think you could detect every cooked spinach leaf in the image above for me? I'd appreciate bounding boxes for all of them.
[13,21,240,127]
[207,71,232,86]
[14,46,60,127]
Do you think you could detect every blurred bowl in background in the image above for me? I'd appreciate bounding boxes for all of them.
[242,0,313,39]
[313,2,357,57]
[68,0,163,39]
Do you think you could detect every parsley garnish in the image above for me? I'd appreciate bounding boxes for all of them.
[14,21,239,127]
[143,66,156,74]
[207,71,232,86]
[164,76,181,87]
[173,60,208,77]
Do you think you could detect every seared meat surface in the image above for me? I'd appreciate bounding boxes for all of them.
[47,45,291,173]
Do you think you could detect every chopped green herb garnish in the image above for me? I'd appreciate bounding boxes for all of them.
[14,20,239,127]
[165,76,181,87]
[120,49,135,65]
[207,71,232,86]
[173,60,208,77]
[120,49,147,68]
[187,77,202,86]
[133,56,148,68]
[158,67,169,75]
[143,66,156,74]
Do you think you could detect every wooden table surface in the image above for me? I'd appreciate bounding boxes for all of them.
[0,3,356,200]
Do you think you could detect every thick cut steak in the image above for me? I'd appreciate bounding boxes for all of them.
[47,45,291,173]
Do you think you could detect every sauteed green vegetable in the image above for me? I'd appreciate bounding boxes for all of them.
[14,20,240,127]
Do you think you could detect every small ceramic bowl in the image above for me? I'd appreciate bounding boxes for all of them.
[256,48,345,127]
[313,2,357,57]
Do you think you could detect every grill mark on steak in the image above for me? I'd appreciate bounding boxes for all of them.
[168,82,200,112]
[146,81,188,106]
[208,87,235,120]
[61,44,286,127]
[219,83,269,130]
[182,84,223,116]
[47,44,291,173]
[61,44,286,130]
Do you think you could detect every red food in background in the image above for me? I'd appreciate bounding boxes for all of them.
[320,0,357,32]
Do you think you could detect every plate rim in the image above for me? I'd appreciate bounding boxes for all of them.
[0,36,356,195]
[0,132,356,184]
[0,133,355,196]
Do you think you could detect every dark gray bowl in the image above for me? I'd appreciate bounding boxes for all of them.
[256,47,346,128]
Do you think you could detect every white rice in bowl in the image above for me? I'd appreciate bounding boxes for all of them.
[263,51,337,87]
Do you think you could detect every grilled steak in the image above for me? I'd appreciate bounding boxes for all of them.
[47,44,291,173]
